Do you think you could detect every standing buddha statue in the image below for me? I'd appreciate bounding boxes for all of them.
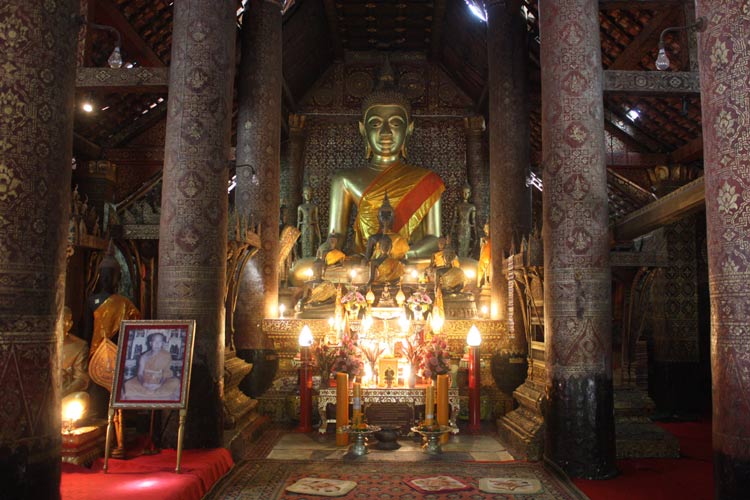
[328,58,445,259]
[450,184,478,258]
[297,185,321,258]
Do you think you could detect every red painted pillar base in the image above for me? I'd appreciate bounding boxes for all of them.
[297,346,313,433]
[467,346,482,433]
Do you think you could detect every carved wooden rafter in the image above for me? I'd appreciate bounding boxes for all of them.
[604,70,699,96]
[613,176,705,241]
[430,0,448,60]
[322,0,344,59]
[76,67,169,93]
[607,8,678,70]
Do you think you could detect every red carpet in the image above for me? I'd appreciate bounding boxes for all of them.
[61,448,233,500]
[574,421,713,500]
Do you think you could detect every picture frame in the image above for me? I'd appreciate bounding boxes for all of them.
[110,320,196,410]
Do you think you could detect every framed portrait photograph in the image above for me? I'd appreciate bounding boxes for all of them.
[110,320,196,409]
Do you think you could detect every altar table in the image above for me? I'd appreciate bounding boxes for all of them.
[317,387,460,434]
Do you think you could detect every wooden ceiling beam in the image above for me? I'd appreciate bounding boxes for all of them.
[322,0,345,60]
[613,176,705,241]
[603,70,699,95]
[608,8,678,70]
[76,67,168,93]
[669,134,703,163]
[430,0,448,60]
[94,0,165,67]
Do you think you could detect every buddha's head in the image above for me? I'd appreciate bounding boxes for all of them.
[360,58,413,163]
[462,184,471,202]
[302,185,312,202]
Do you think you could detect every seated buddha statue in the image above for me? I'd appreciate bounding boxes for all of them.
[328,59,445,259]
[368,235,405,285]
[61,306,90,397]
[316,232,346,267]
[429,236,465,293]
[364,192,409,262]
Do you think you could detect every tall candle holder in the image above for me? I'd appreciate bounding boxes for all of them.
[297,325,314,433]
[467,324,482,433]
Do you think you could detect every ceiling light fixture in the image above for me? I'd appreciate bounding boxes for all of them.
[464,0,487,22]
[626,108,640,121]
[655,17,706,71]
[77,16,123,68]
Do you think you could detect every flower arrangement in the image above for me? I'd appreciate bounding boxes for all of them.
[358,340,385,369]
[406,289,432,307]
[341,289,366,308]
[400,333,424,370]
[419,335,451,380]
[311,339,338,385]
[331,333,364,378]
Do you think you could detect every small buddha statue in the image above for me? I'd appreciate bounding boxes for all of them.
[450,184,478,258]
[316,232,346,267]
[328,58,445,259]
[364,192,410,262]
[297,185,322,258]
[430,236,465,293]
[369,235,405,285]
[61,306,90,397]
[477,222,491,288]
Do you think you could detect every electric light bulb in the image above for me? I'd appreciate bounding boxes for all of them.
[655,46,670,71]
[298,324,313,347]
[467,325,482,346]
[108,46,123,69]
[82,101,94,113]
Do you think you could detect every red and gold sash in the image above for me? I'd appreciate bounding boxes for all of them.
[354,162,445,252]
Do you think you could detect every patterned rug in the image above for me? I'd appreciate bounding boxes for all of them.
[205,459,590,499]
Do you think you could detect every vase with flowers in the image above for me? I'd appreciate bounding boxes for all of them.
[358,340,385,387]
[419,334,451,381]
[331,334,364,384]
[311,339,337,388]
[401,333,424,388]
[406,289,432,321]
[341,288,366,321]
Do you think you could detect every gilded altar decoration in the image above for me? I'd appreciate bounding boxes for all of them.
[420,335,451,380]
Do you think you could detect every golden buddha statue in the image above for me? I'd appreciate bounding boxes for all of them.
[61,306,90,396]
[368,235,405,285]
[316,232,346,267]
[430,236,465,293]
[328,59,445,259]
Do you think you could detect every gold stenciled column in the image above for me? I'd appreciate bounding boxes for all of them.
[286,113,307,227]
[696,1,750,496]
[540,0,615,479]
[464,115,487,228]
[158,0,236,447]
[234,0,283,351]
[486,0,531,321]
[0,1,78,497]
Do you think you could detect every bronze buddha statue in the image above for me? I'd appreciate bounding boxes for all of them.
[328,59,445,259]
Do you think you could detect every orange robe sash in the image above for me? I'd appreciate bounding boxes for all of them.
[354,162,445,252]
